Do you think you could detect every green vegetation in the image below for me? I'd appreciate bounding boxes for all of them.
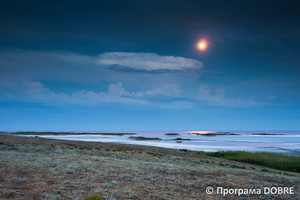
[198,151,300,173]
[284,172,295,177]
[85,194,102,200]
[129,136,162,141]
[164,133,180,136]
[230,164,246,169]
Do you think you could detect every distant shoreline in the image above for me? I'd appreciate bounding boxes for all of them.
[1,131,298,157]
[0,131,136,136]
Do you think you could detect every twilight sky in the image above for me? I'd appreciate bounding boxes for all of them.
[1,0,300,131]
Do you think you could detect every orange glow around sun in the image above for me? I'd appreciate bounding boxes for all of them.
[197,40,207,51]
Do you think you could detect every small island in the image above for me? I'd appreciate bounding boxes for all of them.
[173,138,192,143]
[173,138,191,141]
[128,136,162,141]
[164,133,180,136]
[251,133,285,135]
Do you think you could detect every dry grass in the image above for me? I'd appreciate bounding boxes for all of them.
[0,135,299,200]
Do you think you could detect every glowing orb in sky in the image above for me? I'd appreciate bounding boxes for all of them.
[197,39,207,51]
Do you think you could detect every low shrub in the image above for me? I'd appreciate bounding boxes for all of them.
[85,194,102,200]
[198,151,300,173]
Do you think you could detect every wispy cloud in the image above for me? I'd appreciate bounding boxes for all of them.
[97,52,203,73]
[195,85,263,107]
[197,85,225,102]
[107,83,181,97]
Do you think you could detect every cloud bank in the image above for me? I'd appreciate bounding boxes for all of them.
[0,80,191,109]
[0,50,263,108]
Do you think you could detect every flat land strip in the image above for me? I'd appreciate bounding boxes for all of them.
[0,135,299,200]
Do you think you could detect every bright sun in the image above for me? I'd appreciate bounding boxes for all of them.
[197,40,207,51]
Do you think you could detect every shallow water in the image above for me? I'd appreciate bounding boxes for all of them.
[22,131,300,156]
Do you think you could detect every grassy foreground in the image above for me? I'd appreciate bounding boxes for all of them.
[0,135,299,200]
[197,151,300,173]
